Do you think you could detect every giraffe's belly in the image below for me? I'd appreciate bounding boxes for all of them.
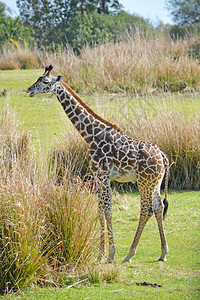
[109,166,137,183]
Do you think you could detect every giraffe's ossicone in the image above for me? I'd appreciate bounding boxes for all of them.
[27,65,170,263]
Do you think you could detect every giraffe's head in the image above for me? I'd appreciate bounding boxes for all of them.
[26,65,63,97]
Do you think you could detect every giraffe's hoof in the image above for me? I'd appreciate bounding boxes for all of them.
[122,256,132,263]
[158,257,167,262]
[106,257,115,264]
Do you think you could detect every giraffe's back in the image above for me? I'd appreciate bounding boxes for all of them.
[89,126,165,184]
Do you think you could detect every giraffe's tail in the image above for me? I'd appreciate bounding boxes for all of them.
[162,152,170,220]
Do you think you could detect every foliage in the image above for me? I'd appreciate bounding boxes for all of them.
[78,0,122,14]
[0,2,32,51]
[0,1,11,17]
[0,17,31,50]
[67,11,153,51]
[16,0,123,47]
[168,23,200,39]
[166,0,200,25]
[16,0,78,46]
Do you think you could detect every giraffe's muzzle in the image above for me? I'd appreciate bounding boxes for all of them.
[26,86,39,97]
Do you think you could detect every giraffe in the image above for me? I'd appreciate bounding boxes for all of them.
[26,65,170,263]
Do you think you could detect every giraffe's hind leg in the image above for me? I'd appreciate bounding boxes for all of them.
[153,188,169,261]
[123,186,154,262]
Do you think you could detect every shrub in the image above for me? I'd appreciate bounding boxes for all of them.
[66,11,153,52]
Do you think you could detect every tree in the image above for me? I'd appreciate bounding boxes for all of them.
[67,11,153,52]
[16,0,123,47]
[0,1,11,18]
[166,0,200,25]
[97,0,122,14]
[0,1,31,50]
[78,1,122,15]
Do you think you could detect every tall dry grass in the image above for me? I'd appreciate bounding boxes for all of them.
[49,129,89,182]
[111,96,200,190]
[0,48,41,70]
[41,34,200,93]
[0,33,199,94]
[0,110,98,293]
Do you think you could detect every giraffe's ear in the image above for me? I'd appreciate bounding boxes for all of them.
[55,75,63,82]
[51,75,63,83]
[44,65,53,76]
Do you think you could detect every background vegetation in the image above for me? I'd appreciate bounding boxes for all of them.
[0,0,199,52]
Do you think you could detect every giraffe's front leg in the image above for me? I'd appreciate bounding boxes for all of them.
[98,175,115,263]
[105,207,115,263]
[98,202,106,262]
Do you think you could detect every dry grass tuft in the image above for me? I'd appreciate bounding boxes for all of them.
[0,110,98,293]
[0,49,41,70]
[86,263,121,284]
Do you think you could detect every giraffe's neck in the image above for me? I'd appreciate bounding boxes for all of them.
[53,81,119,144]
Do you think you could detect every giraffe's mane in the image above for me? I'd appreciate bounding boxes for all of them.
[60,81,123,133]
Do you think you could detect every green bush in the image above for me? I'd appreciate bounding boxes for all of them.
[67,11,153,52]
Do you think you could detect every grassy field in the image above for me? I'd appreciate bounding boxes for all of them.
[2,191,200,299]
[0,69,200,298]
[0,69,200,152]
[0,69,67,153]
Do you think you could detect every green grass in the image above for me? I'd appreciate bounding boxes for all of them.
[2,191,200,299]
[0,69,67,153]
